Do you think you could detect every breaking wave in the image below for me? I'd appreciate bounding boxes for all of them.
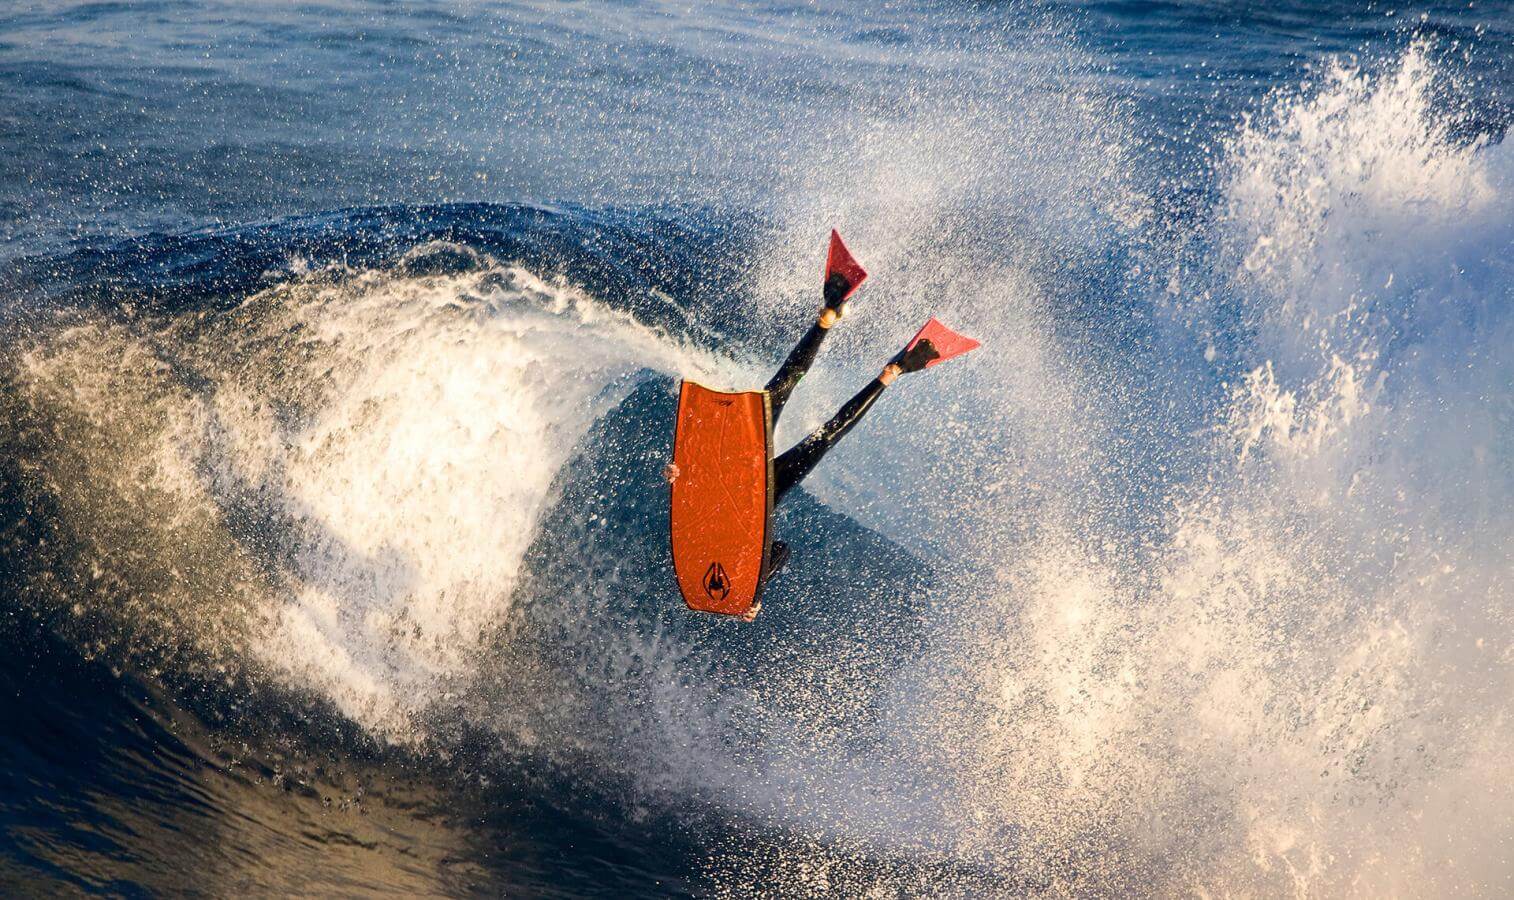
[4,39,1512,897]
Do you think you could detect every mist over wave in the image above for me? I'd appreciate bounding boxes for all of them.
[829,41,1514,896]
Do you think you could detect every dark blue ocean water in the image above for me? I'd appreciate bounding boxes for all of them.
[3,2,1514,896]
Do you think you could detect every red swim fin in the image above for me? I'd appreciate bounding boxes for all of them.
[823,230,867,305]
[906,317,980,367]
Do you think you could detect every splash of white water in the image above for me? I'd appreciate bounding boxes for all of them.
[909,43,1514,895]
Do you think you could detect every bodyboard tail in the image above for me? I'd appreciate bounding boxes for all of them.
[670,382,773,616]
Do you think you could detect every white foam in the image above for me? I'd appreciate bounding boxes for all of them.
[49,247,731,738]
[892,43,1514,894]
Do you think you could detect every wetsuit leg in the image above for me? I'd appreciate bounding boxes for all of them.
[766,540,791,578]
[773,377,888,502]
[764,321,829,423]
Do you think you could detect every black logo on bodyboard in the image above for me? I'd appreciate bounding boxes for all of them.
[703,562,731,602]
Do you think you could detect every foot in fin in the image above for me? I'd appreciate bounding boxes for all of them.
[898,317,980,371]
[822,230,868,318]
[882,318,980,383]
[894,338,941,373]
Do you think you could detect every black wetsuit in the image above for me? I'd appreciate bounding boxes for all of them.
[764,320,890,503]
[757,318,890,581]
[754,263,932,585]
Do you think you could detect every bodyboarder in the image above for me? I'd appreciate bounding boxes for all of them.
[665,232,978,620]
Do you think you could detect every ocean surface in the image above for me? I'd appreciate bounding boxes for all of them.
[3,1,1513,895]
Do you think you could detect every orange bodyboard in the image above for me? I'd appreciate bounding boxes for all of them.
[670,382,773,616]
